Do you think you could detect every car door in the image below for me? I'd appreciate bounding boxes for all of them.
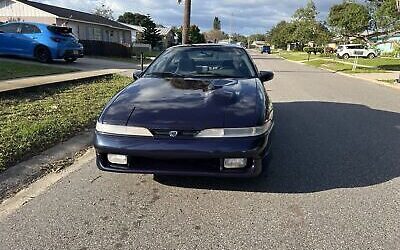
[0,23,21,55]
[345,45,354,57]
[353,45,364,57]
[19,23,41,57]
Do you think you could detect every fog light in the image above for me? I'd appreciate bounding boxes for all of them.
[107,154,128,165]
[224,158,247,169]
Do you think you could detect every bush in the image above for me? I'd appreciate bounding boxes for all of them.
[325,47,337,54]
[303,47,313,53]
[80,40,132,58]
[303,46,324,54]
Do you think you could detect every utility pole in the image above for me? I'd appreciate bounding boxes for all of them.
[178,0,192,44]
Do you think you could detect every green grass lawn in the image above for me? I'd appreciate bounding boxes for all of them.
[340,57,400,71]
[278,51,331,61]
[304,59,384,74]
[279,51,400,72]
[0,61,78,81]
[0,75,131,172]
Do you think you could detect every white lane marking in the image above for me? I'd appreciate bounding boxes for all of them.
[0,149,95,221]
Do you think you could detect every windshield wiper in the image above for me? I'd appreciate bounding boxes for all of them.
[146,72,187,78]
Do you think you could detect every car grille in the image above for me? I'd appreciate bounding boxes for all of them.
[129,157,223,172]
[150,129,200,138]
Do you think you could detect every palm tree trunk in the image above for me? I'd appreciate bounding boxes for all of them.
[182,0,191,44]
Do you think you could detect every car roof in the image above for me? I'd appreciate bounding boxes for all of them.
[170,43,244,49]
[0,21,47,27]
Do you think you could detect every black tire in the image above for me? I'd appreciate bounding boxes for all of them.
[343,53,350,60]
[64,57,77,63]
[367,53,375,59]
[35,46,52,63]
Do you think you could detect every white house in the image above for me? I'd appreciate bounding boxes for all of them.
[0,0,132,45]
[120,22,175,49]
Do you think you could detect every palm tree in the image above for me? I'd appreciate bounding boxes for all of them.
[178,0,192,44]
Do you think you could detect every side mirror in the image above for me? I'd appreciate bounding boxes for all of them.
[259,71,274,82]
[133,70,143,81]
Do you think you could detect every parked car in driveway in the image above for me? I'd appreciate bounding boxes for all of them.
[0,22,84,63]
[94,44,274,177]
[337,44,378,59]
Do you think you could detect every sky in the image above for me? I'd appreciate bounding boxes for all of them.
[42,0,344,35]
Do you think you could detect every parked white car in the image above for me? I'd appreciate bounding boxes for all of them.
[337,44,378,59]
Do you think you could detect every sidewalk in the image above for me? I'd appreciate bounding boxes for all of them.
[0,69,129,93]
[352,72,399,81]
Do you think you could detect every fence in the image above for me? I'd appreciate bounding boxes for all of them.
[80,40,132,58]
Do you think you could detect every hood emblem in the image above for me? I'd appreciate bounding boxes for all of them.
[169,131,178,138]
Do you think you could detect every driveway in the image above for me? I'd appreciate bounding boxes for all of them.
[0,56,140,77]
[0,53,399,249]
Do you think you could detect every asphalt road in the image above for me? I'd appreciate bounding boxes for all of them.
[1,53,399,250]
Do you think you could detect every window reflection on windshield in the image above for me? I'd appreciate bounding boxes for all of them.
[144,47,256,78]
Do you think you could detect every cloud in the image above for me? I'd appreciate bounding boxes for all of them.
[41,0,342,35]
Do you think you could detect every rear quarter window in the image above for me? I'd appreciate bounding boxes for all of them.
[0,23,20,33]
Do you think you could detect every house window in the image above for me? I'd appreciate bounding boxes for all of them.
[94,28,102,40]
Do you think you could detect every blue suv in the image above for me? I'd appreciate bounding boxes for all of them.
[0,22,84,63]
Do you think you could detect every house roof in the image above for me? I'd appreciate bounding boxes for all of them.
[119,22,172,37]
[16,0,130,30]
[157,27,172,36]
[118,23,145,32]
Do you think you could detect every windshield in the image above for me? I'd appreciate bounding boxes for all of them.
[144,46,257,79]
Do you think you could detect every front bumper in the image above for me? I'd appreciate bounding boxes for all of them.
[94,130,272,177]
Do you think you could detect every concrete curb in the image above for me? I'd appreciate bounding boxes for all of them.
[0,69,127,93]
[279,56,400,91]
[0,130,94,201]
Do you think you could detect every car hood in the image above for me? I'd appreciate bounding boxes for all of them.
[100,77,260,130]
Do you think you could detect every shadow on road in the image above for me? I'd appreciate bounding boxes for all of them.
[155,102,400,193]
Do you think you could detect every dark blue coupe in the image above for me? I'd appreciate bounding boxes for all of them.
[94,44,274,177]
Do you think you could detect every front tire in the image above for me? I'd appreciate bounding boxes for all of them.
[342,53,350,60]
[367,53,375,59]
[35,46,52,63]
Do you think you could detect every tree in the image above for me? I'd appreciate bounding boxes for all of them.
[213,17,221,30]
[328,2,369,38]
[189,25,206,44]
[92,0,114,20]
[204,29,228,42]
[178,0,192,44]
[328,0,400,45]
[291,0,331,46]
[266,1,331,49]
[140,15,162,48]
[293,0,318,21]
[231,33,248,44]
[266,21,296,48]
[249,33,266,42]
[117,12,150,26]
[175,25,206,44]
